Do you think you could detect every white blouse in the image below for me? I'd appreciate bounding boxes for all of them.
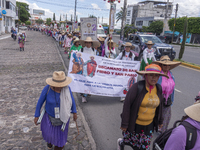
[115,51,135,61]
[142,48,156,64]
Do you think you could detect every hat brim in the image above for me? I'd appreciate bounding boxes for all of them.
[184,103,200,122]
[152,61,181,70]
[46,77,72,87]
[122,44,135,50]
[107,41,117,47]
[145,43,155,45]
[136,71,169,78]
[98,37,105,42]
[79,40,100,48]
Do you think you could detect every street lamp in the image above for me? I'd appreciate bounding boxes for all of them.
[103,0,120,58]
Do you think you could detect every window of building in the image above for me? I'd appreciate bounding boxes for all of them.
[148,21,153,26]
[3,16,6,26]
[6,17,9,26]
[6,1,9,9]
[0,0,1,7]
[127,10,131,16]
[136,21,143,26]
[126,19,130,24]
[2,0,4,8]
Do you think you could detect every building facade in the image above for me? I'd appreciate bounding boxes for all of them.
[126,1,173,29]
[0,0,18,35]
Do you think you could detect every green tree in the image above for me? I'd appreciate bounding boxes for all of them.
[46,18,52,26]
[53,13,56,21]
[35,19,44,25]
[124,24,137,37]
[147,21,163,35]
[25,21,31,25]
[116,7,123,23]
[179,17,188,60]
[16,2,31,23]
[168,17,186,33]
[89,15,96,18]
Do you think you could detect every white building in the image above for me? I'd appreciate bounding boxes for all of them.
[0,0,18,35]
[126,1,173,29]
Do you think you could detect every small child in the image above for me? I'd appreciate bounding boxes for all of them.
[18,33,25,51]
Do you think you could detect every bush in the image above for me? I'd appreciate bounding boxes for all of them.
[25,21,31,25]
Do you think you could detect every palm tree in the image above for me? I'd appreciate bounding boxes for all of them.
[116,7,123,23]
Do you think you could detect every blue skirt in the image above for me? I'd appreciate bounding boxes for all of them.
[41,112,70,147]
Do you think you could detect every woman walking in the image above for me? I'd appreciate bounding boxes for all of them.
[118,64,168,150]
[18,33,25,51]
[140,41,156,71]
[69,38,82,59]
[105,34,116,59]
[64,34,72,56]
[152,55,181,133]
[79,37,100,103]
[116,42,135,102]
[34,71,77,150]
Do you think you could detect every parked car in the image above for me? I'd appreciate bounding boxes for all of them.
[19,26,27,30]
[157,35,166,43]
[118,33,176,61]
[164,33,179,44]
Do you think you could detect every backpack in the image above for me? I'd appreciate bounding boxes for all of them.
[153,120,197,150]
[81,48,94,52]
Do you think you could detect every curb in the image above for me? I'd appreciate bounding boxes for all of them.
[173,60,200,70]
[53,38,97,150]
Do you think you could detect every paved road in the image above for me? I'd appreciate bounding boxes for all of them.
[171,45,200,65]
[0,31,91,150]
[112,35,200,65]
[75,35,200,150]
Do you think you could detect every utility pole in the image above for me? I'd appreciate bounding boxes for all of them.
[120,0,127,39]
[18,6,20,33]
[74,0,77,22]
[171,3,178,43]
[161,0,169,35]
[102,16,103,24]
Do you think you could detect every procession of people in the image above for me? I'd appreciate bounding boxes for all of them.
[14,24,199,150]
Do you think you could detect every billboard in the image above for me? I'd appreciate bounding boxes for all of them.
[33,9,45,15]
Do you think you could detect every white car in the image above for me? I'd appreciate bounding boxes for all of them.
[19,26,27,30]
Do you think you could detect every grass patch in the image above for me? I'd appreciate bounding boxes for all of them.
[175,59,200,67]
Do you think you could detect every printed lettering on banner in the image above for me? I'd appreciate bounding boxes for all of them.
[68,52,140,97]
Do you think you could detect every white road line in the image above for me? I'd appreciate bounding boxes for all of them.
[0,36,11,40]
[175,88,182,93]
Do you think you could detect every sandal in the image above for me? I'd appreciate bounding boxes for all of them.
[47,143,53,149]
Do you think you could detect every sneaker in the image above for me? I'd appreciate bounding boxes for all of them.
[82,97,87,103]
[117,138,123,150]
[120,98,125,102]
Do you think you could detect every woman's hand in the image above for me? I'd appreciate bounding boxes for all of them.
[120,127,127,132]
[73,113,77,121]
[158,124,163,129]
[34,117,39,125]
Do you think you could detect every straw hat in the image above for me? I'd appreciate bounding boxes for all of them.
[79,37,100,48]
[145,41,154,45]
[98,37,105,42]
[123,42,135,50]
[73,36,77,39]
[46,71,72,87]
[152,55,181,70]
[107,39,117,47]
[184,102,200,122]
[136,64,169,78]
[68,34,72,37]
[73,38,80,44]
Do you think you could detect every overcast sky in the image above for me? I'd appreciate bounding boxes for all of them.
[17,0,200,28]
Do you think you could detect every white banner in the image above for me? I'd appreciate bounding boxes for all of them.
[80,17,97,40]
[68,52,140,97]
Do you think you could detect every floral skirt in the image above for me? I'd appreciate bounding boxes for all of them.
[123,122,154,150]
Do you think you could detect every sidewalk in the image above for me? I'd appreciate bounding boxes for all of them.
[0,31,92,150]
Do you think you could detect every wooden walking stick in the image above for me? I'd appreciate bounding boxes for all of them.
[108,35,112,58]
[73,120,80,140]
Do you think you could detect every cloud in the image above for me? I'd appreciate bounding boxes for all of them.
[17,0,53,19]
[91,3,101,11]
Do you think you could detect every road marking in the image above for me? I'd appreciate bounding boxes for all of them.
[0,36,11,40]
[175,89,182,93]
